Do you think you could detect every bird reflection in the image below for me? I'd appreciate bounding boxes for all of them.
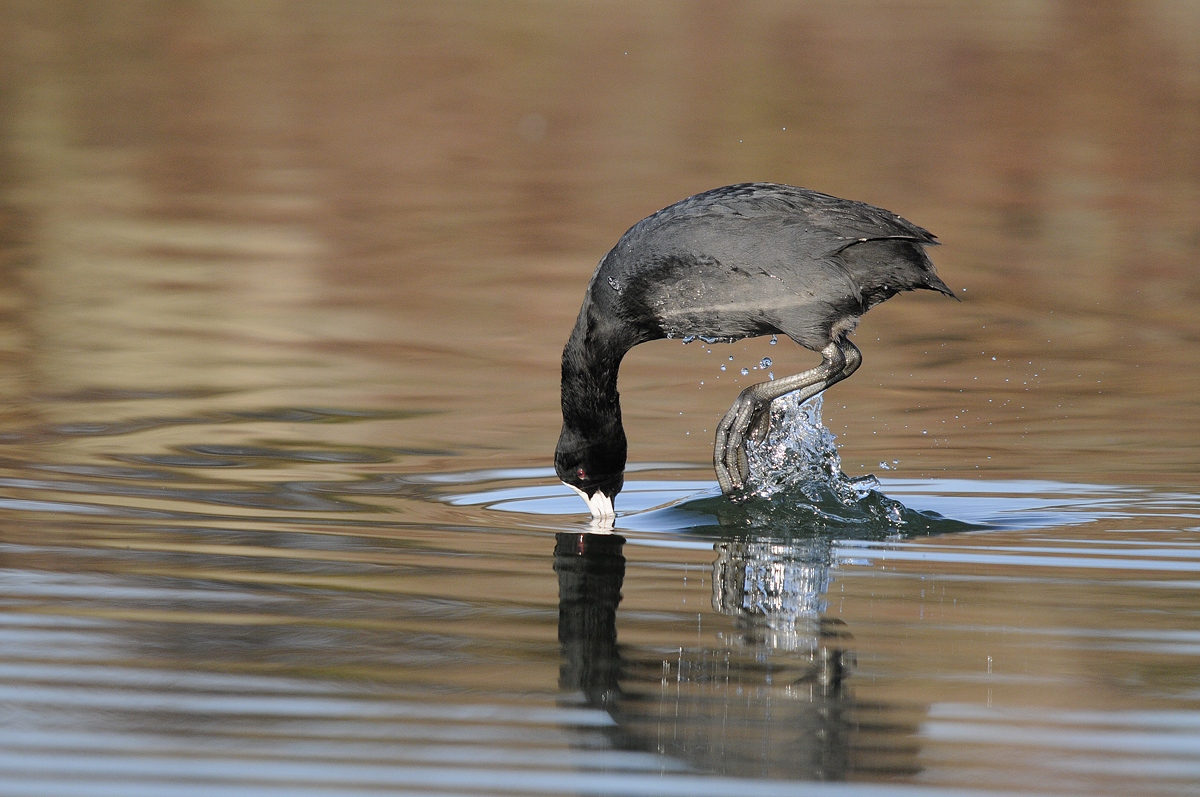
[711,538,854,689]
[555,531,625,711]
[555,531,921,780]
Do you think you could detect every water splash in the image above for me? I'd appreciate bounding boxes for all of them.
[744,392,907,526]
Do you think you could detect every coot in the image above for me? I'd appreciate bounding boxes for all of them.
[555,183,953,518]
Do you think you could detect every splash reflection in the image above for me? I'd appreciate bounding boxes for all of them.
[555,532,922,780]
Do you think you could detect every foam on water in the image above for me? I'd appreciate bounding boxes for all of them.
[742,393,909,527]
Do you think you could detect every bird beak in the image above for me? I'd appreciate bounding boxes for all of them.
[565,483,616,521]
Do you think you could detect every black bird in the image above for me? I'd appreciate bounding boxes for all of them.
[555,183,954,519]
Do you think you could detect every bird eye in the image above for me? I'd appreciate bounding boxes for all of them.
[576,468,586,479]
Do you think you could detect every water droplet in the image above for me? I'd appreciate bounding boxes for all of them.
[879,461,892,470]
[720,365,727,371]
[741,393,890,512]
[922,430,928,434]
[740,368,749,376]
[768,372,774,380]
[607,277,621,292]
[769,335,778,345]
[759,357,772,369]
[682,335,696,344]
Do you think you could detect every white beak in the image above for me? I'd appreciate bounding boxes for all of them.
[566,483,616,520]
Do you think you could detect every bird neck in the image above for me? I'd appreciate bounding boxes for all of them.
[559,304,634,436]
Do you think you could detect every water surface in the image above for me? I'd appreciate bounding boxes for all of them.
[1,2,1199,795]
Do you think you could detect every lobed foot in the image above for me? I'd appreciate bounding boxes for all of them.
[711,339,860,497]
[713,389,772,494]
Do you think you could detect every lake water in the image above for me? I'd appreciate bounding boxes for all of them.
[1,2,1199,795]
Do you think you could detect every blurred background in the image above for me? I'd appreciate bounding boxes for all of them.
[2,4,1200,796]
[0,0,1197,485]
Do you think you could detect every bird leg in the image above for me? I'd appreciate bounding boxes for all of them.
[714,339,861,495]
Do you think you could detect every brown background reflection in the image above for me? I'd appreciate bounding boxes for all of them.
[0,6,1197,795]
[0,1,1197,483]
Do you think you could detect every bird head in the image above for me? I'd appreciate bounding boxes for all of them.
[555,425,626,520]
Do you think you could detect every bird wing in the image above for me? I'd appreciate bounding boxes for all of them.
[734,183,937,245]
[627,183,938,252]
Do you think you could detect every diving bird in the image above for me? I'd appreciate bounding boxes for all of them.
[555,183,954,519]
